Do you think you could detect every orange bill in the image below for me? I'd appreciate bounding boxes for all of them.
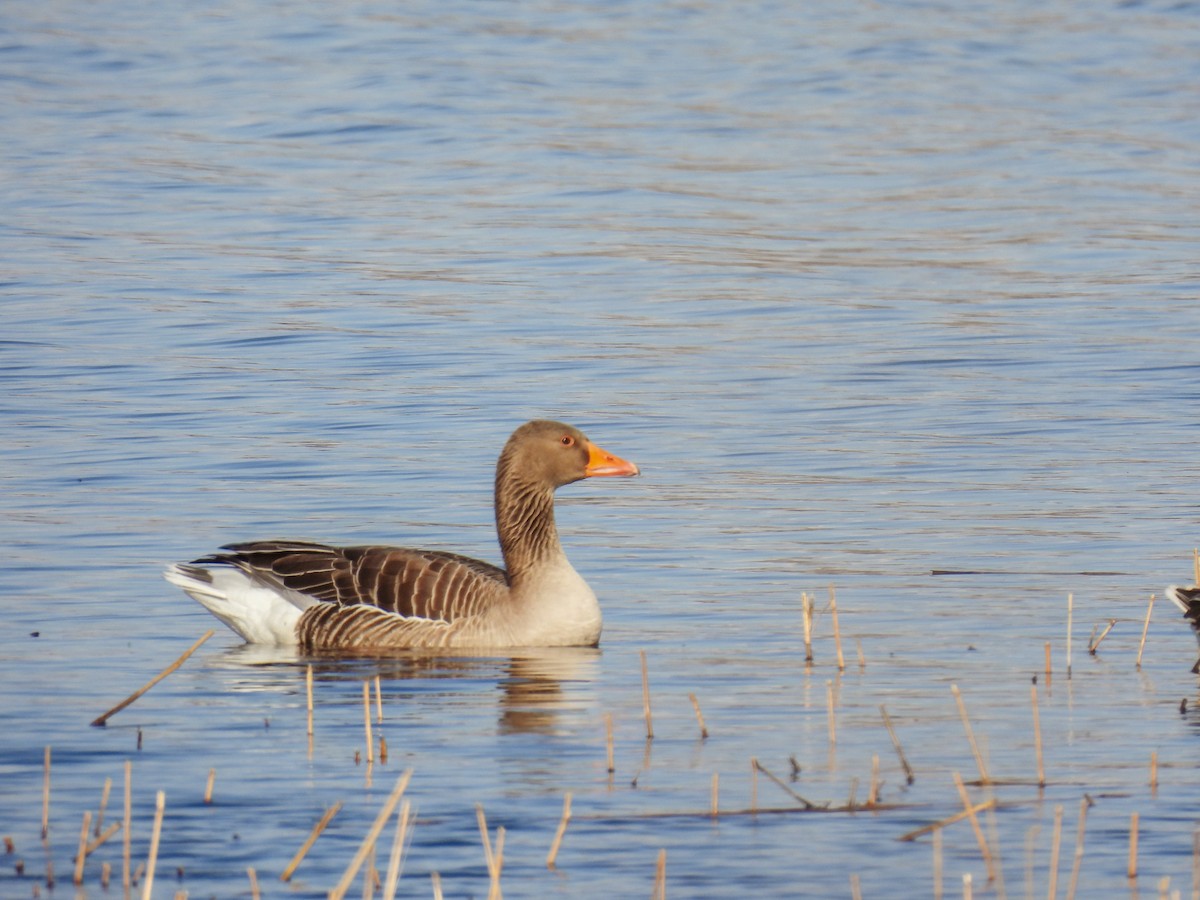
[584,442,640,477]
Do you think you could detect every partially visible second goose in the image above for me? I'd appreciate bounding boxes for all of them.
[164,420,639,650]
[1166,584,1200,673]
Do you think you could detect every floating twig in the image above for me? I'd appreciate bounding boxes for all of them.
[546,793,572,869]
[92,631,214,726]
[688,693,709,739]
[951,773,995,882]
[951,685,990,785]
[329,771,411,900]
[1136,594,1155,670]
[640,650,654,740]
[880,705,915,785]
[897,798,995,842]
[281,801,342,882]
[141,790,165,900]
[753,759,817,810]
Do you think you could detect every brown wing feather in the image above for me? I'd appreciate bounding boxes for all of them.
[196,540,508,622]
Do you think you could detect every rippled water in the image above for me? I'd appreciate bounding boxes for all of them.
[3,0,1200,897]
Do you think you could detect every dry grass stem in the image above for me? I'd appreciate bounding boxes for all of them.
[281,801,343,882]
[1065,796,1091,900]
[897,798,995,842]
[204,767,215,805]
[830,585,845,671]
[382,800,412,900]
[306,664,314,740]
[374,674,383,724]
[42,746,50,840]
[123,760,132,894]
[802,593,814,663]
[605,713,615,774]
[653,848,666,900]
[1087,619,1117,655]
[85,823,120,857]
[688,693,709,739]
[329,770,411,900]
[141,790,165,900]
[951,685,990,785]
[73,810,92,885]
[546,793,572,869]
[640,650,654,740]
[1044,642,1052,682]
[1048,804,1064,900]
[96,777,112,838]
[92,630,214,726]
[1031,684,1046,788]
[1128,812,1140,879]
[1066,593,1074,678]
[952,772,995,882]
[431,872,443,900]
[363,682,374,764]
[880,705,915,785]
[1137,594,1156,669]
[711,772,720,818]
[248,866,260,900]
[850,873,862,900]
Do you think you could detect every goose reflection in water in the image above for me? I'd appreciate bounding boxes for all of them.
[203,644,602,736]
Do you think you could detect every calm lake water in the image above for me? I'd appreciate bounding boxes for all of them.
[3,0,1200,897]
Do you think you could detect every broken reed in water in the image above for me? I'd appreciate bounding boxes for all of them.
[880,705,915,785]
[141,790,165,900]
[951,684,990,786]
[652,848,666,900]
[951,772,995,883]
[1128,811,1139,879]
[688,692,709,739]
[829,584,845,671]
[280,801,343,882]
[328,771,411,900]
[363,682,374,764]
[1136,594,1155,669]
[545,792,572,869]
[1031,684,1045,788]
[801,592,814,663]
[91,630,214,727]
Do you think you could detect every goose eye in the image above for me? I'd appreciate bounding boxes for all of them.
[560,435,575,447]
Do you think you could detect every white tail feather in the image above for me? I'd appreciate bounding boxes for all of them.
[164,564,309,645]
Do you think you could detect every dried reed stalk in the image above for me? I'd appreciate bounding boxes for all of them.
[141,790,165,900]
[829,585,845,671]
[1031,684,1046,788]
[802,593,814,663]
[1150,751,1158,791]
[1191,827,1199,900]
[951,685,990,785]
[640,650,654,740]
[711,773,720,818]
[1137,594,1156,669]
[1048,804,1064,900]
[1044,642,1052,681]
[604,713,615,774]
[880,705,915,785]
[1128,812,1139,879]
[363,682,374,764]
[382,801,412,900]
[1065,796,1091,900]
[963,872,973,899]
[204,768,215,805]
[42,746,50,840]
[1087,619,1117,655]
[281,801,343,882]
[91,630,214,726]
[374,674,383,724]
[431,871,443,900]
[96,777,112,837]
[329,771,412,900]
[73,810,92,885]
[653,848,666,900]
[101,861,110,889]
[248,866,260,900]
[546,793,572,869]
[897,798,995,842]
[750,757,759,812]
[1066,594,1074,679]
[856,638,866,671]
[952,772,995,882]
[476,804,504,900]
[688,693,709,739]
[123,760,132,895]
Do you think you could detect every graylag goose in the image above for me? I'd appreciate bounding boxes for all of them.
[164,420,639,650]
[1166,585,1200,672]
